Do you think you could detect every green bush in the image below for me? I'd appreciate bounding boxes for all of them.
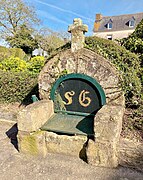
[118,19,143,86]
[0,70,38,103]
[0,55,45,103]
[0,55,45,73]
[27,56,45,73]
[85,36,142,104]
[0,56,28,72]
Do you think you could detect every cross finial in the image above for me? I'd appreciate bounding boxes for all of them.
[68,18,88,52]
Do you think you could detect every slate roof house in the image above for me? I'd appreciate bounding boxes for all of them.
[93,12,143,40]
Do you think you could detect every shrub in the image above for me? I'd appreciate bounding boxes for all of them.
[85,36,142,104]
[0,70,38,103]
[0,55,45,103]
[0,55,45,73]
[0,56,28,72]
[118,19,143,86]
[27,56,45,73]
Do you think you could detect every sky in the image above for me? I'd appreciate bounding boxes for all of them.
[25,0,143,36]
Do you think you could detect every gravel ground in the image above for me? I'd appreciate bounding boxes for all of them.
[0,121,143,180]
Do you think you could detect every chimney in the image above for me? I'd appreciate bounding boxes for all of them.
[96,14,102,21]
[94,14,102,32]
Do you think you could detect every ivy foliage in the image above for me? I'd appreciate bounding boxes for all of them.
[118,19,143,85]
[119,19,143,54]
[85,36,142,105]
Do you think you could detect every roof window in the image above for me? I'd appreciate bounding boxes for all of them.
[107,23,112,29]
[107,19,113,29]
[129,20,135,27]
[129,16,135,28]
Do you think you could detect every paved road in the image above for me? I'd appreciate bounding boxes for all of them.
[0,121,143,180]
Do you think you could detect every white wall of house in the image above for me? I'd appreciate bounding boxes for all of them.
[93,29,134,40]
[32,48,48,57]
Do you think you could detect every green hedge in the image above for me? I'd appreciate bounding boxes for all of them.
[0,55,45,103]
[85,36,142,104]
[0,70,38,103]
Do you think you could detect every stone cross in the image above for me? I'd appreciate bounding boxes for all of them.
[68,18,88,52]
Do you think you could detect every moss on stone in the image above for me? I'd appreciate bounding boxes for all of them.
[21,134,38,155]
[20,131,45,155]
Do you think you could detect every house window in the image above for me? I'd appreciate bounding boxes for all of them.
[107,23,112,29]
[107,35,112,40]
[129,20,135,27]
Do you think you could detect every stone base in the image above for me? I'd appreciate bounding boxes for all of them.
[45,132,87,158]
[18,130,47,157]
[18,130,143,171]
[18,130,119,167]
[86,139,118,167]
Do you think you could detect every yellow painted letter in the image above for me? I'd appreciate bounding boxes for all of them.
[79,90,91,107]
[63,91,75,105]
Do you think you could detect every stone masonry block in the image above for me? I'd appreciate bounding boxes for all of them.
[87,139,118,167]
[94,105,125,143]
[17,100,54,132]
[45,131,87,158]
[18,130,47,157]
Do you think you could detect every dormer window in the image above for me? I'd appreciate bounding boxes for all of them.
[128,17,135,28]
[129,20,135,27]
[107,23,112,29]
[107,19,113,29]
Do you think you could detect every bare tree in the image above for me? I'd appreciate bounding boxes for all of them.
[0,0,40,39]
[35,28,70,54]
